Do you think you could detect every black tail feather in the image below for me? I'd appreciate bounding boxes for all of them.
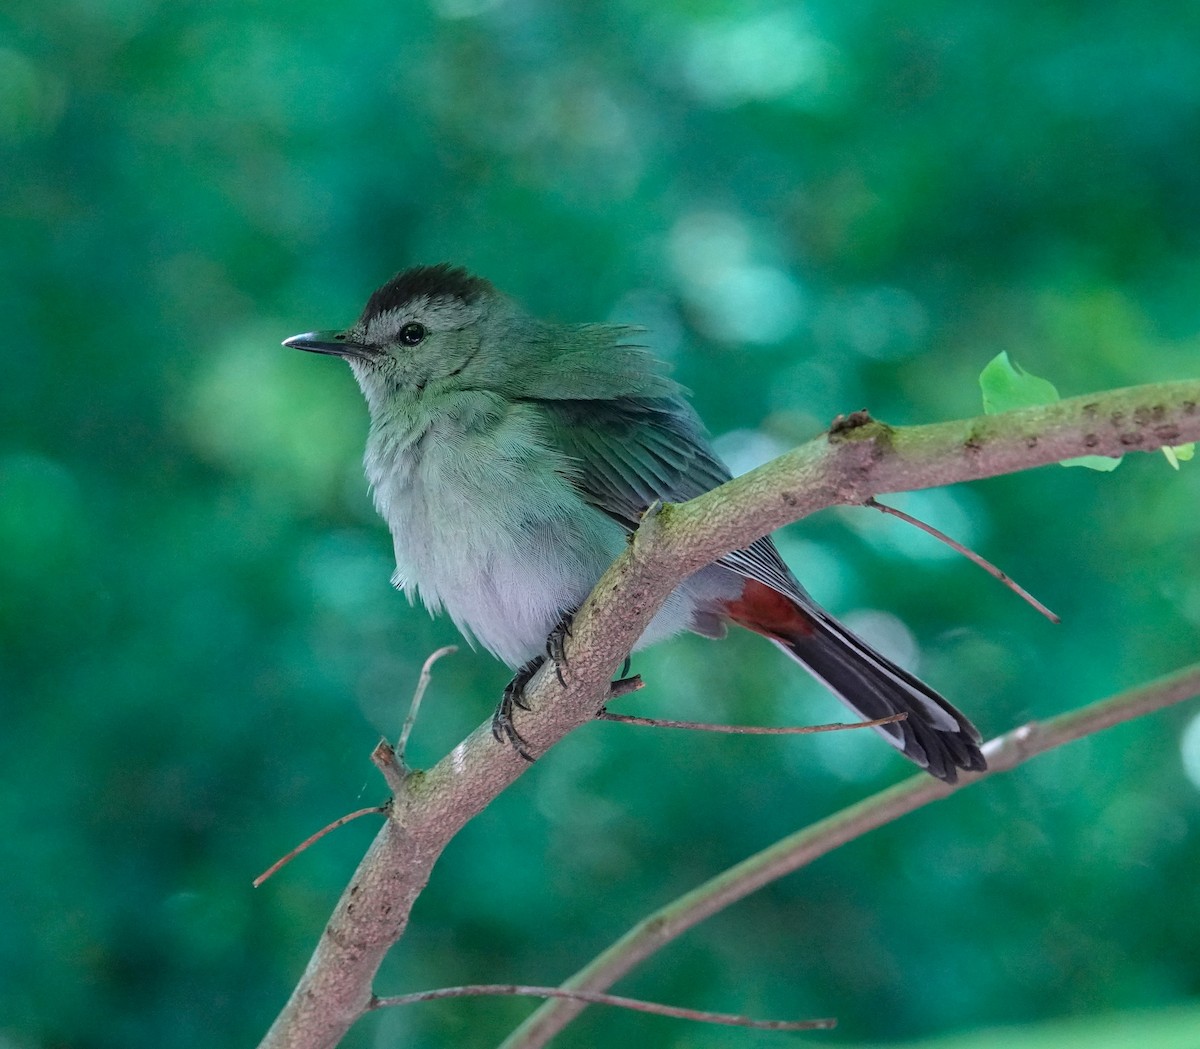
[776,608,986,783]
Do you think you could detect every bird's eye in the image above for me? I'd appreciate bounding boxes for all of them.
[399,322,426,346]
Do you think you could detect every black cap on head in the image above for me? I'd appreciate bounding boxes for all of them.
[361,264,490,324]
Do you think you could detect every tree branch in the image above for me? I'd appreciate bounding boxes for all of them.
[368,984,835,1031]
[257,378,1200,1049]
[499,662,1200,1049]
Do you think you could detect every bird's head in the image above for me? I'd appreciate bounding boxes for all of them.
[285,263,680,412]
[284,264,507,413]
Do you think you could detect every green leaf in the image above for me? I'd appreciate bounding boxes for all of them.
[979,351,1061,413]
[979,352,1123,471]
[1061,454,1124,472]
[1163,443,1195,469]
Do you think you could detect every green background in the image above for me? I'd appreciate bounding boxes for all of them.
[3,1,1200,1046]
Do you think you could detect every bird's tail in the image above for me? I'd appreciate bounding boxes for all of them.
[725,581,985,782]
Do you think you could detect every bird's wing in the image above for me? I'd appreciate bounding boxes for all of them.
[532,397,806,603]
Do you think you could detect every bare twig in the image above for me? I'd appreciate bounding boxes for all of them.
[499,662,1200,1049]
[252,807,388,889]
[597,709,907,735]
[368,984,834,1031]
[607,675,644,699]
[866,497,1060,622]
[397,645,459,764]
[254,647,465,890]
[370,740,407,796]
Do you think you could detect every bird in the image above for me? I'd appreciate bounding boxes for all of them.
[284,264,985,781]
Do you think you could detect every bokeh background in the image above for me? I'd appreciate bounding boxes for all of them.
[3,1,1200,1047]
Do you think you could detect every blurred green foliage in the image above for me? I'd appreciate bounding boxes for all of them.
[3,1,1199,1047]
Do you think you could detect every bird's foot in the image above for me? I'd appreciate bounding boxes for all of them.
[492,656,542,762]
[491,612,580,760]
[545,611,575,686]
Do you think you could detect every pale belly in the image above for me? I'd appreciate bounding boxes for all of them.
[365,397,719,667]
[398,495,627,667]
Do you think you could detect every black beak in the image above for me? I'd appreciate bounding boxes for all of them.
[282,330,376,362]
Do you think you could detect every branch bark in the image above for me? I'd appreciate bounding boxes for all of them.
[258,378,1200,1049]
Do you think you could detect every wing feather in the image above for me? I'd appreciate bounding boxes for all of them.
[532,397,806,604]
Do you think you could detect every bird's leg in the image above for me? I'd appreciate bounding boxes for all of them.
[490,611,582,760]
[492,656,543,762]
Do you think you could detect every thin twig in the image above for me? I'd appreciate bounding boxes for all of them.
[256,643,462,887]
[368,984,834,1031]
[866,496,1061,623]
[397,645,459,763]
[597,709,907,735]
[253,806,388,889]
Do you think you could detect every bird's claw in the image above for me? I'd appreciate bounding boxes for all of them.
[545,612,575,686]
[492,613,578,760]
[492,656,542,761]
